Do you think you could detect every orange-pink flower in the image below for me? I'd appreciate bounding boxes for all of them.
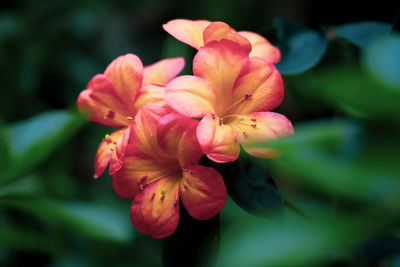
[77,54,185,177]
[163,19,281,63]
[112,104,226,239]
[165,40,293,163]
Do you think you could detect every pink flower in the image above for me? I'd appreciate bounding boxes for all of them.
[164,40,293,163]
[77,54,185,177]
[163,19,281,63]
[113,104,226,239]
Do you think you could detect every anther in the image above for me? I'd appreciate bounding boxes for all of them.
[186,178,191,184]
[151,193,156,200]
[110,148,114,152]
[174,201,178,206]
[243,132,248,137]
[140,175,148,183]
[250,118,257,122]
[104,110,115,119]
[139,184,147,191]
[126,116,134,120]
[211,114,216,120]
[104,134,112,143]
[251,124,257,128]
[112,141,117,145]
[245,94,253,100]
[160,195,165,201]
[182,184,188,192]
[161,190,166,195]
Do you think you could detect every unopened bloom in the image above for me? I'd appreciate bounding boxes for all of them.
[165,40,293,163]
[113,104,226,239]
[77,54,185,177]
[163,19,281,63]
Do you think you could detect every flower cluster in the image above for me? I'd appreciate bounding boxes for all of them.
[77,19,294,239]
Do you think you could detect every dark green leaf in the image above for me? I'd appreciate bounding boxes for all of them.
[334,21,392,47]
[0,110,86,187]
[363,34,400,88]
[0,199,134,243]
[274,18,328,75]
[162,203,220,267]
[0,122,10,171]
[210,158,283,218]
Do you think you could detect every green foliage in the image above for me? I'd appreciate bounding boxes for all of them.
[274,18,328,75]
[334,21,392,47]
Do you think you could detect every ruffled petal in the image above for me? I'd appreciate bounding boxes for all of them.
[130,177,180,239]
[131,104,170,159]
[193,40,249,114]
[157,113,202,166]
[77,74,132,127]
[229,58,284,115]
[134,84,167,110]
[180,165,226,220]
[104,54,143,109]
[164,75,216,117]
[142,57,185,86]
[163,19,211,49]
[238,31,281,63]
[231,112,294,158]
[196,113,240,163]
[203,22,251,54]
[94,127,130,178]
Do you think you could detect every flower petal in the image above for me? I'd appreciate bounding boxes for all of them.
[197,113,240,163]
[229,58,284,115]
[94,127,130,178]
[112,146,177,199]
[134,84,167,111]
[180,165,226,220]
[157,113,202,166]
[130,177,180,239]
[104,54,143,109]
[77,74,132,127]
[163,19,211,49]
[238,31,281,63]
[131,104,170,159]
[231,112,294,158]
[203,22,251,54]
[164,75,216,117]
[193,40,249,114]
[142,57,185,86]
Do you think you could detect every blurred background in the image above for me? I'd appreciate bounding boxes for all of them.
[1,0,400,266]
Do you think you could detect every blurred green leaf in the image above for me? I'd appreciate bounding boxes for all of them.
[363,34,400,88]
[334,21,392,47]
[216,206,373,267]
[274,18,328,75]
[254,119,400,207]
[0,175,44,199]
[0,199,134,243]
[0,123,10,171]
[213,159,283,217]
[0,110,86,187]
[162,35,194,76]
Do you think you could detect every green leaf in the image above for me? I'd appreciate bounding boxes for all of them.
[219,159,283,217]
[0,110,86,187]
[334,21,392,47]
[0,122,10,171]
[0,199,134,243]
[363,34,400,88]
[274,18,328,75]
[216,206,372,267]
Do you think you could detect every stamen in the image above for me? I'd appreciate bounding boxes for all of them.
[161,190,166,195]
[110,148,114,152]
[174,201,178,206]
[126,116,134,120]
[245,94,253,100]
[104,110,115,119]
[251,124,257,128]
[160,195,165,201]
[182,184,188,192]
[219,118,223,126]
[151,193,156,200]
[139,184,147,191]
[250,118,257,122]
[140,175,148,183]
[211,113,216,120]
[243,132,248,137]
[104,134,112,143]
